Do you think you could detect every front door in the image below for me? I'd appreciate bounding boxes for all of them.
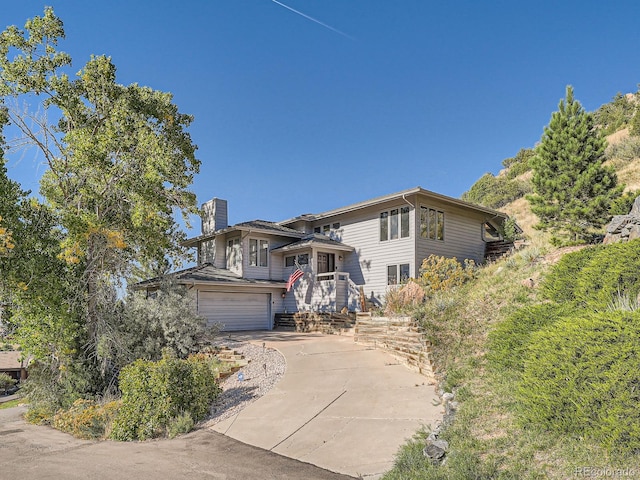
[317,252,335,274]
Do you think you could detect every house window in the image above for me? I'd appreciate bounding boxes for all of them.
[314,226,321,233]
[227,238,240,268]
[483,222,501,241]
[400,263,410,283]
[323,224,330,235]
[332,222,340,229]
[380,207,410,241]
[420,206,445,241]
[286,254,308,267]
[317,252,335,274]
[387,263,410,285]
[390,209,399,240]
[380,212,389,241]
[249,239,268,267]
[401,207,410,238]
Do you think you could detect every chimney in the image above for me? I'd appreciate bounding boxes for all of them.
[201,198,228,235]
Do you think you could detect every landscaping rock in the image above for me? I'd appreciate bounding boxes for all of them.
[604,197,640,244]
[446,400,459,416]
[423,439,448,463]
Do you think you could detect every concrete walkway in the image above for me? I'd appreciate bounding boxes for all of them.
[211,332,442,479]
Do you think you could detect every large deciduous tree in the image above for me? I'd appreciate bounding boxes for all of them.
[528,86,622,243]
[0,9,201,390]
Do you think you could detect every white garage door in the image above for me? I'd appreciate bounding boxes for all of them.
[199,291,270,331]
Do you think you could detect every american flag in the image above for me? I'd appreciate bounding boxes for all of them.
[286,268,304,291]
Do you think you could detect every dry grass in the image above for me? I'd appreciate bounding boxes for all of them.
[386,242,640,479]
[617,161,640,191]
[607,127,630,145]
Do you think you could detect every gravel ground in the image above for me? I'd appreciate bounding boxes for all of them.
[203,340,286,427]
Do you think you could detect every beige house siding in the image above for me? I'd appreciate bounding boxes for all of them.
[415,198,488,271]
[311,199,417,307]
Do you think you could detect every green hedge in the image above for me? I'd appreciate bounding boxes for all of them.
[542,241,640,310]
[518,311,640,453]
[541,245,601,303]
[573,241,640,309]
[110,352,220,441]
[488,303,573,372]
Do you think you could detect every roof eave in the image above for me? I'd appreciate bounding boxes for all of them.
[277,186,510,225]
[182,225,305,247]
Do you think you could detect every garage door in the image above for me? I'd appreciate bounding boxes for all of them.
[198,291,270,331]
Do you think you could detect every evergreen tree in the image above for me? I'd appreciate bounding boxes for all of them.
[528,86,622,243]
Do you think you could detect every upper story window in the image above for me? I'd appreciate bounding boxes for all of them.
[227,237,241,268]
[314,223,341,235]
[420,206,444,241]
[249,239,268,267]
[380,206,410,241]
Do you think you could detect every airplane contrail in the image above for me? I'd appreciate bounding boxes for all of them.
[271,0,355,40]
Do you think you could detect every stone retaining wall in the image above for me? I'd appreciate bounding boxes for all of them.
[354,313,435,382]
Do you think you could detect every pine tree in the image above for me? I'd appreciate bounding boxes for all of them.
[528,86,622,243]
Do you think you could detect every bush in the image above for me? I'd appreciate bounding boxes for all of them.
[384,281,425,315]
[167,411,195,439]
[109,351,220,441]
[541,245,600,303]
[103,285,218,369]
[605,135,640,166]
[461,173,531,209]
[0,372,16,391]
[418,255,475,294]
[573,240,640,309]
[519,311,640,454]
[503,148,535,179]
[609,190,639,216]
[593,92,636,136]
[52,399,120,439]
[488,303,573,372]
[21,354,106,422]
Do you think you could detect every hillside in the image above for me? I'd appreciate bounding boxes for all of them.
[384,238,640,479]
[382,92,640,479]
[463,126,640,240]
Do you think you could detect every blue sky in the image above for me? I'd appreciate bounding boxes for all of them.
[3,1,640,236]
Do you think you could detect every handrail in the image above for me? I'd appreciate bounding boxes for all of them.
[316,271,350,282]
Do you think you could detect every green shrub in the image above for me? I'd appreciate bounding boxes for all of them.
[0,372,15,390]
[488,303,573,372]
[519,311,640,454]
[541,245,601,303]
[593,92,636,136]
[573,240,640,309]
[418,255,476,294]
[461,173,531,209]
[104,285,218,370]
[24,404,56,425]
[503,148,535,179]
[167,412,195,439]
[609,190,639,216]
[110,351,220,441]
[52,399,120,439]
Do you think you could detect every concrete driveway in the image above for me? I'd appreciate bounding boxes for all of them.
[210,332,442,479]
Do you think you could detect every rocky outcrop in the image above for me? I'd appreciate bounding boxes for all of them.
[603,197,640,244]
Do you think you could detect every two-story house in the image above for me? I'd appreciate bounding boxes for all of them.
[143,187,513,331]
